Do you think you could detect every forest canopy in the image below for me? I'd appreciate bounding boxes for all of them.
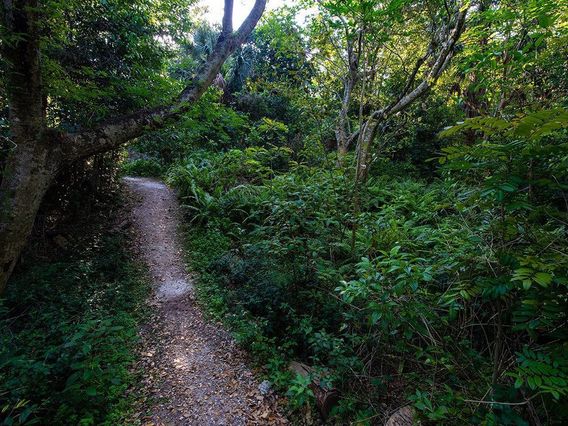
[1,0,568,424]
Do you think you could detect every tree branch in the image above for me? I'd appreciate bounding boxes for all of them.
[386,8,467,116]
[235,0,266,41]
[62,0,267,164]
[368,7,467,124]
[222,0,234,35]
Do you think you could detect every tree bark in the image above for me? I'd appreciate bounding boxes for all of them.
[354,117,380,182]
[0,0,267,293]
[336,75,355,157]
[335,32,361,160]
[0,0,57,293]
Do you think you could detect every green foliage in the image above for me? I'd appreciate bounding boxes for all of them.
[0,223,149,425]
[248,117,289,147]
[510,347,568,400]
[440,108,568,141]
[166,112,568,421]
[121,158,164,177]
[455,0,568,115]
[166,147,292,226]
[40,0,194,127]
[286,374,315,409]
[133,90,251,164]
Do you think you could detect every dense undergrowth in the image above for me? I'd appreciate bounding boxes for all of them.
[0,199,149,425]
[155,132,567,424]
[120,83,568,424]
[2,0,566,424]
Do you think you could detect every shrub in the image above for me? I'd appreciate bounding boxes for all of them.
[247,117,289,147]
[169,127,568,423]
[121,158,164,177]
[0,223,148,425]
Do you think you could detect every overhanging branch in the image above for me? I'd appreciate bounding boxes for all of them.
[63,0,267,164]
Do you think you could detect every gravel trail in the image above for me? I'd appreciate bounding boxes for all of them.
[124,177,286,426]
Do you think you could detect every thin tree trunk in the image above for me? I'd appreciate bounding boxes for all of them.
[352,8,467,182]
[336,32,361,162]
[336,75,355,158]
[355,118,380,183]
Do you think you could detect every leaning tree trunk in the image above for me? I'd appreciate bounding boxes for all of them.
[0,0,267,293]
[0,141,58,294]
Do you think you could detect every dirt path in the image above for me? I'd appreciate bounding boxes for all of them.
[124,177,286,425]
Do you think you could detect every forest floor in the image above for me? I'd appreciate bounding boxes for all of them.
[123,177,287,425]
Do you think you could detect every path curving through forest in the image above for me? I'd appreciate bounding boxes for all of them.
[124,177,286,425]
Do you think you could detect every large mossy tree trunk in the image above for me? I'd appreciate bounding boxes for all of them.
[0,0,267,293]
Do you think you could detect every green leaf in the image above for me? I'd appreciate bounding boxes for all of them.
[538,13,553,28]
[370,311,382,325]
[527,376,536,390]
[534,272,552,287]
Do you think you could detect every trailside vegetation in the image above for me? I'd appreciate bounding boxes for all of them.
[2,0,567,424]
[0,191,150,425]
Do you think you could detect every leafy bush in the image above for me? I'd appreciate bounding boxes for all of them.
[121,158,164,177]
[166,147,292,226]
[167,110,568,423]
[0,222,148,425]
[247,117,289,147]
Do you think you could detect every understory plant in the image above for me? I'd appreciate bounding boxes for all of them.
[168,109,568,423]
[0,216,149,425]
